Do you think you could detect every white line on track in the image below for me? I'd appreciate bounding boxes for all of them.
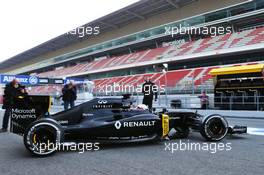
[247,127,264,136]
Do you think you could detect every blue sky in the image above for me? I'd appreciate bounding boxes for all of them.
[0,0,138,62]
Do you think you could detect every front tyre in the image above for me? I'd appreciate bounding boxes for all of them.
[23,118,63,156]
[200,115,228,141]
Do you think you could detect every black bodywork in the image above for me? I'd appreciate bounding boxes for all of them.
[10,95,247,156]
[53,98,162,142]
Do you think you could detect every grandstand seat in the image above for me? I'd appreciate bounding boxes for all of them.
[194,67,217,86]
[118,50,149,65]
[37,27,264,85]
[165,70,191,87]
[139,47,169,62]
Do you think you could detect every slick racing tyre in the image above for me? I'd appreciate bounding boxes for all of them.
[200,115,228,141]
[23,118,63,156]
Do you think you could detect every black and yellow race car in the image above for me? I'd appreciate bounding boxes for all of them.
[10,95,247,156]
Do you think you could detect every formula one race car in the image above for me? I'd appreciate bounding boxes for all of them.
[10,95,247,156]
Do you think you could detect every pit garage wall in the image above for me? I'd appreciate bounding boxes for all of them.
[3,0,247,73]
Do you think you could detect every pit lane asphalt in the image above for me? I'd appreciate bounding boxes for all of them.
[0,110,263,175]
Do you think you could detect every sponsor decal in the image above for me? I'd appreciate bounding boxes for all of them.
[92,104,113,109]
[114,120,156,129]
[65,78,85,84]
[115,121,121,129]
[0,75,39,85]
[54,79,64,84]
[28,76,38,85]
[92,100,111,109]
[98,100,107,104]
[11,108,37,119]
[38,78,49,84]
[82,113,94,117]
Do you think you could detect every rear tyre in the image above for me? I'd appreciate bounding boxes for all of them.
[23,118,63,156]
[200,115,228,141]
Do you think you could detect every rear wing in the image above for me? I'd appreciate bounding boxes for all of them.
[10,95,51,136]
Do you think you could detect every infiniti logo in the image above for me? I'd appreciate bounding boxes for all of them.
[98,100,107,104]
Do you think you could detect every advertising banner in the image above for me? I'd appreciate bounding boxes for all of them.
[0,74,39,85]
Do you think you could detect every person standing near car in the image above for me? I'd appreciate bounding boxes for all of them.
[0,79,22,133]
[142,77,158,111]
[199,91,209,109]
[62,80,77,110]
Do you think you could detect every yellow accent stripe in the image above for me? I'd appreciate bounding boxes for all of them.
[33,134,37,144]
[48,96,51,112]
[162,114,170,137]
[210,64,264,76]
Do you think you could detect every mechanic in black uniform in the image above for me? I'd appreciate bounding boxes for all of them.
[142,77,158,111]
[62,80,77,110]
[0,79,22,133]
[15,85,30,108]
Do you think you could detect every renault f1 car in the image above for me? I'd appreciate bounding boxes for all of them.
[10,95,247,156]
